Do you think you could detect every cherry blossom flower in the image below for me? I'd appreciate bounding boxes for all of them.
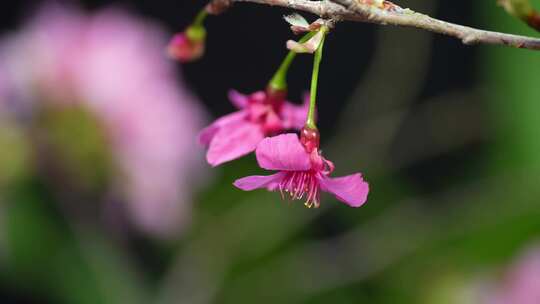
[233,131,369,208]
[199,89,309,167]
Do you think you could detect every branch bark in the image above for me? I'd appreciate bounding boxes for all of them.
[228,0,540,51]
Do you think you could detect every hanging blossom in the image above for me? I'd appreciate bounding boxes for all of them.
[198,13,317,167]
[199,89,309,167]
[0,3,207,237]
[234,17,369,208]
[234,131,369,208]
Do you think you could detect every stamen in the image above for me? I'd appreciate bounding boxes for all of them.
[279,171,320,208]
[279,183,285,200]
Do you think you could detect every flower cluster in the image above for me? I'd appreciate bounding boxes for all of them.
[199,89,308,166]
[173,8,370,208]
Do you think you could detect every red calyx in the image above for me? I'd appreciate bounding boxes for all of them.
[265,86,287,111]
[300,126,320,153]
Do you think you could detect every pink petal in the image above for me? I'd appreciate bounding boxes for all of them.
[319,173,369,207]
[249,103,270,120]
[251,91,266,103]
[228,90,248,109]
[281,98,309,130]
[206,120,264,166]
[198,111,245,146]
[233,172,286,191]
[262,109,284,133]
[198,124,219,147]
[255,133,311,171]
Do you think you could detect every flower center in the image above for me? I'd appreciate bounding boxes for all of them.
[247,103,283,134]
[279,171,321,208]
[266,87,286,112]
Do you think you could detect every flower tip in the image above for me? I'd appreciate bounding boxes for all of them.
[207,158,222,168]
[167,31,205,63]
[206,151,224,167]
[349,175,370,208]
[232,178,247,190]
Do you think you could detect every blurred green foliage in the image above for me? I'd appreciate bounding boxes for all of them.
[34,105,114,194]
[0,118,32,186]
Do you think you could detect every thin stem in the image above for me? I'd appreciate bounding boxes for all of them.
[269,32,315,91]
[193,9,209,27]
[306,27,327,130]
[186,10,209,41]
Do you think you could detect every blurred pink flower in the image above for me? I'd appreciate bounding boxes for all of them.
[0,4,208,237]
[234,132,369,208]
[0,69,6,108]
[487,245,540,304]
[199,89,308,166]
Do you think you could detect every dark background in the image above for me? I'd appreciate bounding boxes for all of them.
[3,1,533,303]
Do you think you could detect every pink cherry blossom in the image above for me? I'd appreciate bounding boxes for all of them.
[233,132,369,208]
[199,89,309,167]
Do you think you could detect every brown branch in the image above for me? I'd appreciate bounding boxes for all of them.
[226,0,540,51]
